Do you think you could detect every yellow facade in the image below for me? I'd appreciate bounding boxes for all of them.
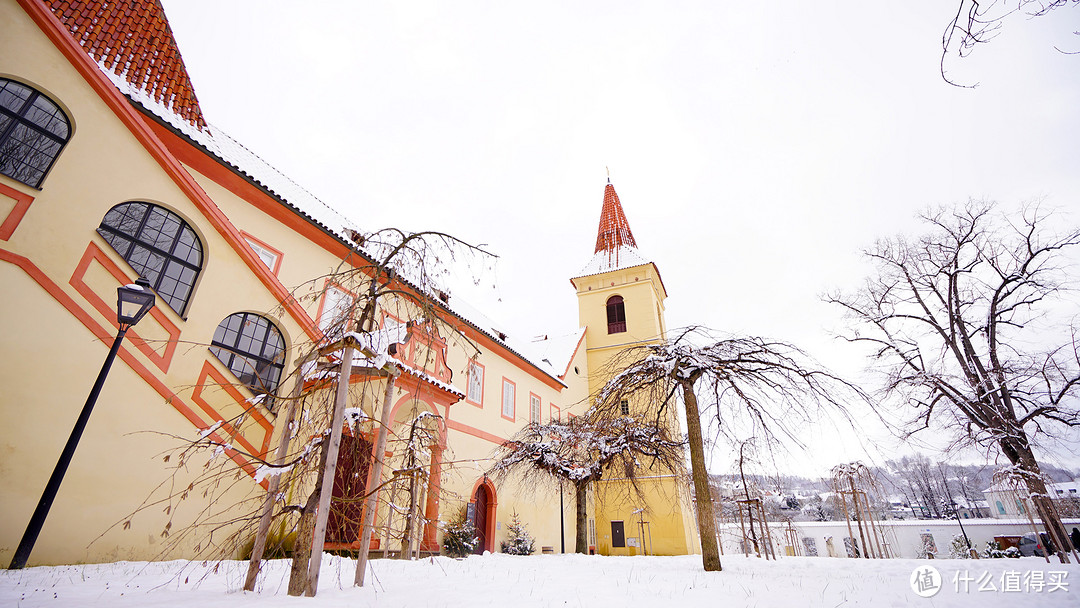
[0,0,697,567]
[571,255,698,556]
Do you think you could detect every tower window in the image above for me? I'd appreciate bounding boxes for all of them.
[0,78,71,188]
[606,295,626,334]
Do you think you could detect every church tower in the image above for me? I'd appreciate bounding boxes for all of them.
[570,180,698,557]
[570,179,668,401]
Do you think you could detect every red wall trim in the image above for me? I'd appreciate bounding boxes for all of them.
[1,247,259,478]
[191,360,274,459]
[560,330,587,380]
[18,0,320,344]
[69,241,181,373]
[445,419,507,446]
[0,181,34,241]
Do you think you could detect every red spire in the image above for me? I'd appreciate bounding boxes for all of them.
[594,181,638,254]
[46,0,207,130]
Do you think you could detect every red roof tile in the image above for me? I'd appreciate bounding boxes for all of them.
[44,0,207,129]
[594,181,638,254]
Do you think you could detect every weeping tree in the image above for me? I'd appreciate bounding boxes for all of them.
[827,201,1080,563]
[593,327,863,572]
[107,226,494,597]
[488,414,685,554]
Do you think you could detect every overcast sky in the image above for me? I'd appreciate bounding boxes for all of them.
[158,1,1080,477]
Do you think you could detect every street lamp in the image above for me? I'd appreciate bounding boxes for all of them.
[8,277,156,569]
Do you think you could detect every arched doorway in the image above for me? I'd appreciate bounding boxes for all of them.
[471,479,497,554]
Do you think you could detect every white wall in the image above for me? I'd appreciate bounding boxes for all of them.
[719,519,1080,559]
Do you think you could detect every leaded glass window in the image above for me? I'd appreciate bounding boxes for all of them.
[0,78,71,188]
[97,202,203,316]
[210,312,286,395]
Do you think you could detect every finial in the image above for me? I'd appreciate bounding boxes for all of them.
[606,165,611,183]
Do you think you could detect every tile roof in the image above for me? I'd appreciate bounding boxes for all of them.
[45,0,206,129]
[594,181,637,254]
[43,0,574,387]
[575,181,654,277]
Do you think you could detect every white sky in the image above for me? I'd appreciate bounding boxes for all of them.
[158,1,1080,477]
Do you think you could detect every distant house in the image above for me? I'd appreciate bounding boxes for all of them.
[983,479,1080,519]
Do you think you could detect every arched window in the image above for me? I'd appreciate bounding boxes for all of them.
[606,295,626,334]
[0,78,71,188]
[209,312,286,395]
[97,202,203,316]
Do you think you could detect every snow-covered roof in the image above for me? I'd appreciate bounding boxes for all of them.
[516,329,587,379]
[87,22,573,389]
[575,245,652,278]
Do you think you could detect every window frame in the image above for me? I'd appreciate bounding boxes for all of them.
[550,403,561,423]
[316,282,355,340]
[529,393,541,424]
[501,378,516,421]
[209,312,287,396]
[606,295,626,334]
[466,361,485,407]
[0,78,71,188]
[97,201,203,317]
[241,231,282,274]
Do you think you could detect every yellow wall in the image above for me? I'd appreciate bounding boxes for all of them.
[0,1,302,565]
[1,0,692,567]
[572,260,700,556]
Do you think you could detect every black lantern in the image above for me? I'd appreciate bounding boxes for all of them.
[9,276,156,569]
[117,276,157,327]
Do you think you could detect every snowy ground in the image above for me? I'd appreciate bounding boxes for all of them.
[3,553,1077,607]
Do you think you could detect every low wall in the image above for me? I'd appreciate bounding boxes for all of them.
[718,518,1080,559]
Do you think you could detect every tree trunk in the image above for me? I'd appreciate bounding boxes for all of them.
[575,480,589,554]
[244,376,304,591]
[680,378,722,571]
[287,471,324,596]
[1001,436,1072,563]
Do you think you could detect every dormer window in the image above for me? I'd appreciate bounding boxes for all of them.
[606,295,626,334]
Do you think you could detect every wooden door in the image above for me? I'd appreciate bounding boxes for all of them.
[473,484,489,554]
[327,433,372,543]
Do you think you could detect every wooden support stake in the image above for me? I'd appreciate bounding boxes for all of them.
[244,375,304,591]
[355,367,399,586]
[304,342,354,596]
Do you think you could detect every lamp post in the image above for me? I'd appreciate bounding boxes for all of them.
[8,277,156,569]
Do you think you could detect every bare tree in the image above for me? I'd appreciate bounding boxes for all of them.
[828,201,1080,562]
[942,0,1079,86]
[488,414,685,554]
[105,226,494,597]
[593,327,863,572]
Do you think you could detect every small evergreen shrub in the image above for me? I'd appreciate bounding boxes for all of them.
[982,540,1020,559]
[500,512,535,555]
[442,510,478,558]
[948,534,972,559]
